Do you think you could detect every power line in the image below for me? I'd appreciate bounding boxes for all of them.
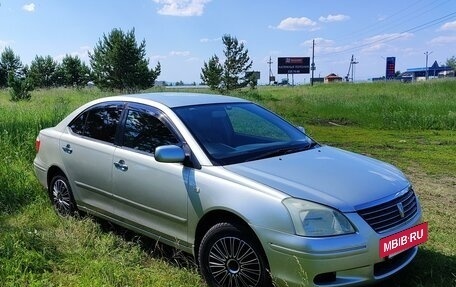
[317,11,456,58]
[339,0,427,42]
[330,0,451,46]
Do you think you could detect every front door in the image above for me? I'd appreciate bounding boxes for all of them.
[111,105,189,244]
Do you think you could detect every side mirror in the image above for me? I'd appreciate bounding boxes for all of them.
[154,145,185,163]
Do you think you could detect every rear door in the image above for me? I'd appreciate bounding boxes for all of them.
[60,102,123,214]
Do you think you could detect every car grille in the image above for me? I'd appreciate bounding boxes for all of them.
[357,188,418,233]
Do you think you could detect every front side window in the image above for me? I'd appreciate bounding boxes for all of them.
[122,109,178,153]
[69,103,123,144]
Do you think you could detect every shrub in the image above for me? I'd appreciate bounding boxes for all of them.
[8,73,34,101]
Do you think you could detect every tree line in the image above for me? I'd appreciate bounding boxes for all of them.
[0,28,254,101]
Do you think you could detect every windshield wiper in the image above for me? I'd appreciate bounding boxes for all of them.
[247,142,319,162]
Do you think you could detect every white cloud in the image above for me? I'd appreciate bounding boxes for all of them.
[363,32,414,44]
[54,46,92,63]
[200,37,246,44]
[302,37,335,47]
[200,37,220,43]
[358,33,413,54]
[319,14,350,23]
[439,21,456,31]
[170,50,190,56]
[428,36,456,45]
[377,14,387,21]
[301,38,350,54]
[185,57,200,62]
[316,44,351,54]
[151,55,167,61]
[361,43,388,53]
[0,40,13,49]
[153,0,210,16]
[22,3,35,12]
[274,17,317,31]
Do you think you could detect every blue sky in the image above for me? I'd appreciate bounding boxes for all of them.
[1,0,455,84]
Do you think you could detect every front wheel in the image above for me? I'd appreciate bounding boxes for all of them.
[49,174,77,216]
[198,222,272,287]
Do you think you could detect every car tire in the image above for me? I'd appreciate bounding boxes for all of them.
[49,174,78,216]
[198,222,272,287]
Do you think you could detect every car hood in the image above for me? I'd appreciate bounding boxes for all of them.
[223,146,409,212]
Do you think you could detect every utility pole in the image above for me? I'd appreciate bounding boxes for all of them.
[424,51,433,80]
[351,55,359,83]
[267,56,274,85]
[346,54,359,82]
[311,39,316,86]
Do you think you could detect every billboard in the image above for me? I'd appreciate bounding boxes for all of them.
[386,57,396,79]
[245,71,261,80]
[278,57,310,74]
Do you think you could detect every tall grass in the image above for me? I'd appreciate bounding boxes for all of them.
[0,88,204,286]
[0,88,108,214]
[0,81,455,286]
[239,79,456,130]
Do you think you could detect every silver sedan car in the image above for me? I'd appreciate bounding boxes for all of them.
[34,93,426,287]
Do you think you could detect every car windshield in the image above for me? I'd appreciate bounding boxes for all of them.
[173,102,317,165]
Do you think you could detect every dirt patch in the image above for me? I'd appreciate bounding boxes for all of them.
[308,118,357,126]
[405,165,455,256]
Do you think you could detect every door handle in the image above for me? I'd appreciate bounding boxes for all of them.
[62,144,73,154]
[114,160,128,171]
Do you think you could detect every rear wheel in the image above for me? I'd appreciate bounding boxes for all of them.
[49,174,77,216]
[198,222,272,287]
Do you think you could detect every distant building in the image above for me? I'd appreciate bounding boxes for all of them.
[155,81,167,87]
[400,61,453,82]
[438,70,455,78]
[324,73,343,83]
[311,77,325,84]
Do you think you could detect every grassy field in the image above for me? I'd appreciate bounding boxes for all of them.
[0,81,455,286]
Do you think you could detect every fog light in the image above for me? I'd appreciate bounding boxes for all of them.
[314,272,336,284]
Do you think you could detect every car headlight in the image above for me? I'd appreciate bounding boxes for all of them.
[283,198,355,237]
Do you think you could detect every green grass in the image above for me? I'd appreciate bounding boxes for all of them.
[236,80,456,130]
[0,81,455,286]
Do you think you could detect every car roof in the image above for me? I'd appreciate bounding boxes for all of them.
[120,92,250,108]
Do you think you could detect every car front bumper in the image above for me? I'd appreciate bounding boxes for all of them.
[254,211,422,287]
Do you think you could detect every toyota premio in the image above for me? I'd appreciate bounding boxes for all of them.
[34,92,427,287]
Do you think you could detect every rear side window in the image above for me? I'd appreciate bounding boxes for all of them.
[122,109,178,153]
[69,103,123,144]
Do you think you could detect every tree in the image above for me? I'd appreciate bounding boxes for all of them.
[246,72,258,89]
[200,34,253,93]
[221,34,253,91]
[200,55,223,91]
[0,47,33,100]
[0,47,24,87]
[89,28,161,92]
[8,72,33,101]
[59,54,91,87]
[29,55,58,88]
[446,56,456,71]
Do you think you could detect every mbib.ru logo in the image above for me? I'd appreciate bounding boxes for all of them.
[379,222,428,258]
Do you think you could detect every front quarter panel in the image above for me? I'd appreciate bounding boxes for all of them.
[186,166,294,246]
